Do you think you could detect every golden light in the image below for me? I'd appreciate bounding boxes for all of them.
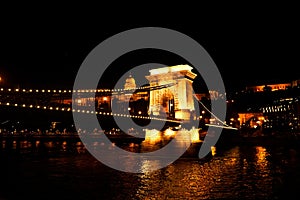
[190,128,200,142]
[211,146,217,156]
[258,116,265,121]
[149,64,193,75]
[255,146,269,169]
[103,97,107,101]
[144,129,161,144]
[164,128,175,137]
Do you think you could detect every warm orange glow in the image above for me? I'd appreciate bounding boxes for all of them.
[247,83,291,92]
[144,129,162,144]
[129,143,135,148]
[146,65,197,120]
[238,113,264,126]
[258,116,265,121]
[190,128,201,143]
[164,128,175,137]
[211,146,217,156]
[255,146,270,170]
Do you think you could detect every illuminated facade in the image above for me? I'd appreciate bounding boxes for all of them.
[238,112,265,128]
[261,97,300,132]
[246,83,291,92]
[145,65,197,121]
[124,74,136,90]
[111,74,149,115]
[71,65,198,121]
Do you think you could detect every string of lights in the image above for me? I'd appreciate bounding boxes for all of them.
[0,83,175,94]
[0,101,182,123]
[197,99,230,127]
[0,100,238,130]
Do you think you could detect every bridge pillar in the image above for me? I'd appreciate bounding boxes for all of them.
[145,65,197,121]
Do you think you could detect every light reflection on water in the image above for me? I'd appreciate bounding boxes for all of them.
[1,137,300,199]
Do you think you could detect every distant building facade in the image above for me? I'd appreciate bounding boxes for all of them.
[245,79,300,93]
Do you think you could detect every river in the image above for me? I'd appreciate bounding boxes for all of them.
[1,136,300,199]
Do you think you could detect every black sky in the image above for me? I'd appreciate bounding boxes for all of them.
[0,8,299,93]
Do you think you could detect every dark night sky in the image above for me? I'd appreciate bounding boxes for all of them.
[0,8,299,93]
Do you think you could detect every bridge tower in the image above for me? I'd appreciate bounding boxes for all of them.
[145,65,197,121]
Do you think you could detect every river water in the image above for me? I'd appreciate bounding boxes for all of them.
[1,137,300,199]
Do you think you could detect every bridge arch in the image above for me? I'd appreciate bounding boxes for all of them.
[146,65,197,121]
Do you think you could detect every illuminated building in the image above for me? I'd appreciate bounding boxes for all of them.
[261,97,300,132]
[71,65,199,121]
[146,64,197,121]
[124,73,136,90]
[229,80,300,133]
[111,74,149,115]
[246,83,292,92]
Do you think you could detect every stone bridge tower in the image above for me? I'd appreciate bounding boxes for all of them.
[145,65,197,121]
